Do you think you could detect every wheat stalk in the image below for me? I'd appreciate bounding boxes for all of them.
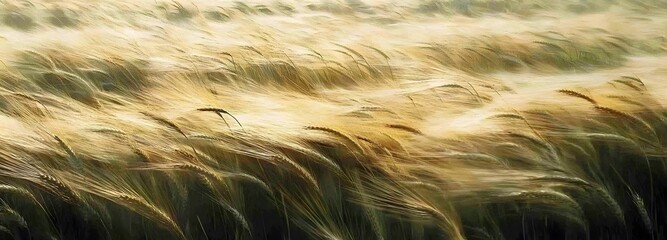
[385,124,423,135]
[304,126,365,154]
[141,112,187,138]
[114,193,186,240]
[37,173,79,203]
[271,155,319,191]
[53,134,82,171]
[594,106,657,138]
[557,89,597,105]
[197,107,244,131]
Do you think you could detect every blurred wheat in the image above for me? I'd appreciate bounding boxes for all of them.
[0,0,666,239]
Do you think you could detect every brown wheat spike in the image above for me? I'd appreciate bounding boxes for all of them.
[612,79,643,91]
[10,92,36,102]
[284,143,342,173]
[141,112,200,156]
[434,84,477,99]
[533,176,624,223]
[37,173,78,203]
[140,112,187,138]
[631,191,652,232]
[560,141,592,158]
[488,113,526,120]
[173,163,220,180]
[557,89,597,105]
[381,133,409,155]
[442,152,508,167]
[304,126,365,154]
[132,147,151,163]
[621,76,645,87]
[163,162,272,194]
[356,136,394,158]
[335,49,364,73]
[503,190,586,228]
[53,135,82,171]
[594,106,656,136]
[356,135,395,158]
[344,111,372,120]
[197,107,245,131]
[189,134,226,142]
[356,136,382,149]
[88,127,127,136]
[174,149,198,162]
[199,174,214,191]
[365,183,462,240]
[327,60,350,71]
[223,173,272,195]
[242,45,264,57]
[506,132,551,152]
[10,92,51,114]
[359,106,396,114]
[400,181,443,192]
[337,44,375,73]
[385,124,422,135]
[335,43,365,60]
[208,196,251,234]
[271,155,319,191]
[363,44,389,59]
[326,66,355,81]
[115,193,186,240]
[606,95,644,106]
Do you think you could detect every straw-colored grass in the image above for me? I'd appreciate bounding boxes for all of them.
[0,0,666,239]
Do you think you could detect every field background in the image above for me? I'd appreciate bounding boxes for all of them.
[1,0,667,239]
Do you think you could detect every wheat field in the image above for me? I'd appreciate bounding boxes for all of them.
[0,0,666,239]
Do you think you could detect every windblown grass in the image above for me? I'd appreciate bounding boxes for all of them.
[0,0,665,239]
